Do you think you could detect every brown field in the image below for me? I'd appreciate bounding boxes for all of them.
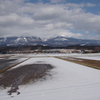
[56,57,100,70]
[0,64,53,95]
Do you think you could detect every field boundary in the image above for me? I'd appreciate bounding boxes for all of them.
[0,58,31,74]
[55,57,100,70]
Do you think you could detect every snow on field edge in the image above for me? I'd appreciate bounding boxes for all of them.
[0,54,100,100]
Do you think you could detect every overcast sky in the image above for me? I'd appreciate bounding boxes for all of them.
[0,0,100,39]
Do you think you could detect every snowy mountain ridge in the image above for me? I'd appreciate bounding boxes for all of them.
[0,36,100,47]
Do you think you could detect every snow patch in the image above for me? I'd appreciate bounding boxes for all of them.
[1,54,100,100]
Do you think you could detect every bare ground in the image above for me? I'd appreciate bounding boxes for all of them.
[0,64,53,95]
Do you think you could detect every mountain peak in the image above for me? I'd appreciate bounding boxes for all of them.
[52,36,69,41]
[0,36,100,47]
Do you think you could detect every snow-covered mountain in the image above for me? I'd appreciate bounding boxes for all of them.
[0,36,42,46]
[0,36,100,47]
[45,36,100,46]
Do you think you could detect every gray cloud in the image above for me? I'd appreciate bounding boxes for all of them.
[50,0,66,3]
[0,0,100,39]
[86,3,96,7]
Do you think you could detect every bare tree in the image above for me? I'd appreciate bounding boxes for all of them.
[94,46,100,53]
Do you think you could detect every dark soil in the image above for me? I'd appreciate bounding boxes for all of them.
[0,64,53,95]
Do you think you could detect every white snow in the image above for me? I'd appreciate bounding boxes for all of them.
[0,54,100,100]
[67,53,100,60]
[54,38,68,41]
[24,37,27,42]
[15,37,21,42]
[76,56,100,61]
[14,37,27,43]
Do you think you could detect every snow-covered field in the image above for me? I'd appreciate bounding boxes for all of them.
[47,53,100,61]
[0,53,100,100]
[76,56,100,61]
[68,53,100,61]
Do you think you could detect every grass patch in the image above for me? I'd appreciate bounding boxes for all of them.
[55,57,100,70]
[0,63,53,95]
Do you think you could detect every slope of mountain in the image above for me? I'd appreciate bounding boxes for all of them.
[45,36,100,46]
[0,36,42,46]
[0,36,100,47]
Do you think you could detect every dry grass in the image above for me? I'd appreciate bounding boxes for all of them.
[0,63,53,95]
[55,57,100,70]
[0,64,53,89]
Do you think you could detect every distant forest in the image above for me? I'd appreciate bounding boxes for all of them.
[0,45,100,54]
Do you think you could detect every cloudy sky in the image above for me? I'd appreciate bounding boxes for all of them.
[0,0,100,39]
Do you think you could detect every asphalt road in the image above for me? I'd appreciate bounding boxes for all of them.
[0,59,18,71]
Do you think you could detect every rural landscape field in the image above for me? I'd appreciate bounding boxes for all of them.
[1,0,100,99]
[0,53,100,100]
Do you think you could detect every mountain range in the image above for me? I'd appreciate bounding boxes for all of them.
[0,36,100,47]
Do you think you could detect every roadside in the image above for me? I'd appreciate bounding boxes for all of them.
[0,58,31,74]
[55,57,100,70]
